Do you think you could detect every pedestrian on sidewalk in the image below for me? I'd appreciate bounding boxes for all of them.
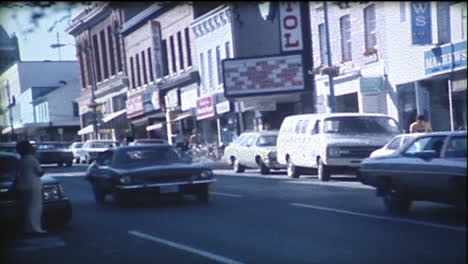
[409,114,432,133]
[16,140,47,234]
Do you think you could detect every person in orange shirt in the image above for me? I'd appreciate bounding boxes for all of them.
[409,114,433,133]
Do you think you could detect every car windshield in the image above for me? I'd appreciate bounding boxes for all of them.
[323,116,401,134]
[72,143,83,148]
[90,142,117,148]
[257,135,277,146]
[0,155,18,180]
[114,146,186,168]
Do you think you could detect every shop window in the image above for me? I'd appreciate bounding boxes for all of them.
[185,27,192,67]
[107,26,116,76]
[364,4,377,49]
[340,15,352,61]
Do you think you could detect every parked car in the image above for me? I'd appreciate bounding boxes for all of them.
[69,142,84,163]
[78,140,119,164]
[369,133,422,158]
[33,141,74,167]
[277,113,402,181]
[359,131,467,214]
[129,138,168,145]
[0,142,17,153]
[223,130,285,174]
[0,151,72,229]
[85,144,216,206]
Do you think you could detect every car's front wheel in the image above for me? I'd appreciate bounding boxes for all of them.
[197,184,210,202]
[287,158,299,178]
[383,189,411,214]
[92,183,106,204]
[317,158,330,182]
[233,158,245,173]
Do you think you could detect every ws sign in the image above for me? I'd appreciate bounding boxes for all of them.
[411,2,432,45]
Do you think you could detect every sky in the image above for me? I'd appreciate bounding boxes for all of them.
[0,2,88,61]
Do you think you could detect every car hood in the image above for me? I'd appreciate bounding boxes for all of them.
[115,162,211,174]
[325,133,397,147]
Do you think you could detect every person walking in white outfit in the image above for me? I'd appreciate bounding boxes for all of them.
[16,140,47,234]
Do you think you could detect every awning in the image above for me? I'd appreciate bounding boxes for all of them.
[77,124,94,135]
[173,112,193,122]
[146,122,164,131]
[102,109,126,123]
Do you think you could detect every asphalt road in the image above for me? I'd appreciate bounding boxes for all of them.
[2,164,466,264]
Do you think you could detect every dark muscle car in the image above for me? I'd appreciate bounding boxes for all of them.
[85,144,216,207]
[359,131,467,214]
[34,141,74,167]
[0,152,72,229]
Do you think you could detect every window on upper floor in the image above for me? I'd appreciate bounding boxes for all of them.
[147,48,154,82]
[170,35,176,73]
[162,39,169,76]
[130,56,135,89]
[72,102,79,117]
[199,52,205,94]
[107,26,116,76]
[463,6,467,40]
[207,49,213,88]
[92,34,102,82]
[340,15,352,62]
[400,2,406,22]
[78,47,86,88]
[216,45,222,85]
[184,27,192,67]
[84,40,92,86]
[100,30,109,80]
[177,31,184,70]
[136,53,141,87]
[114,22,123,73]
[141,50,147,85]
[364,4,377,49]
[318,23,327,65]
[225,41,231,58]
[437,2,451,44]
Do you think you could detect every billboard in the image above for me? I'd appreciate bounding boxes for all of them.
[223,54,304,97]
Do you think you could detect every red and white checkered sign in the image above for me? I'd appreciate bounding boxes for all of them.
[223,54,304,97]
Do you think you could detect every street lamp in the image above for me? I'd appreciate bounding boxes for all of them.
[50,41,100,139]
[323,1,336,113]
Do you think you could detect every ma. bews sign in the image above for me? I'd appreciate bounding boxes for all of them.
[424,41,467,75]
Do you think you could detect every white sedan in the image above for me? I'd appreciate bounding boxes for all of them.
[369,133,423,158]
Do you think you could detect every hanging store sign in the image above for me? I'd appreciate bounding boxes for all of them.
[424,41,467,74]
[360,77,385,94]
[279,2,303,52]
[196,95,215,120]
[411,2,432,45]
[181,84,198,111]
[164,88,179,109]
[151,89,161,110]
[126,92,144,118]
[216,101,230,114]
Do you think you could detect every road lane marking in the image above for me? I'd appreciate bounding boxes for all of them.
[291,203,466,232]
[211,192,243,198]
[128,230,244,264]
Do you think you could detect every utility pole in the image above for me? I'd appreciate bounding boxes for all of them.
[323,1,336,113]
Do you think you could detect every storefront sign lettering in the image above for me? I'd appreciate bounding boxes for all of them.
[126,93,144,117]
[424,40,467,74]
[196,96,215,120]
[279,2,303,52]
[411,2,432,45]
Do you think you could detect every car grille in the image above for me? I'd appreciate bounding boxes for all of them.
[339,146,382,158]
[132,173,194,184]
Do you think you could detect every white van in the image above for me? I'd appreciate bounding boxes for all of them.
[277,113,402,181]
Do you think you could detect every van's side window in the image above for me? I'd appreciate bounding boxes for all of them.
[311,120,321,134]
[301,120,309,134]
[295,120,303,134]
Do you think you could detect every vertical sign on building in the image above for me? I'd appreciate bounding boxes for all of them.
[411,2,432,44]
[279,2,303,52]
[150,20,163,78]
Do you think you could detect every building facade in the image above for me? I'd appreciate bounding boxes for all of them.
[310,1,466,132]
[67,2,150,141]
[0,25,20,74]
[0,61,80,141]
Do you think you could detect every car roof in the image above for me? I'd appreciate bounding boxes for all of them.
[116,144,172,151]
[414,130,467,137]
[240,130,279,136]
[285,112,393,120]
